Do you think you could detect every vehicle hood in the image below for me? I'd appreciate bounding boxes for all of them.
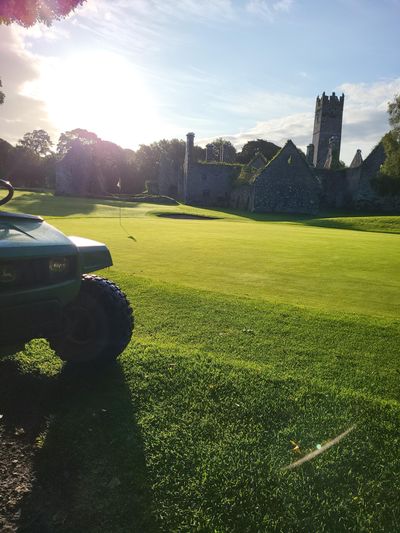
[0,212,76,259]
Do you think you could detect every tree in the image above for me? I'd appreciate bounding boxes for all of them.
[388,94,400,137]
[41,153,58,188]
[57,128,100,155]
[18,129,53,156]
[193,145,206,161]
[0,138,13,175]
[382,95,400,179]
[92,139,127,193]
[1,137,52,188]
[0,0,86,27]
[380,131,400,176]
[236,139,280,164]
[373,95,400,194]
[210,138,234,150]
[207,138,236,162]
[0,79,4,105]
[121,149,142,194]
[134,139,186,188]
[55,130,141,196]
[6,146,43,187]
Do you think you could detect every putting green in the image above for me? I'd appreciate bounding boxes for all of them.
[49,214,400,319]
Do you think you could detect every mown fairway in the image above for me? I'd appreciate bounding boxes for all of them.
[2,191,400,532]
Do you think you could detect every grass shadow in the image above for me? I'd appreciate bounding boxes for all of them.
[9,193,96,217]
[210,206,400,233]
[10,192,156,219]
[213,206,399,222]
[0,357,157,533]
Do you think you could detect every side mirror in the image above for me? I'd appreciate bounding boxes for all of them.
[0,179,14,207]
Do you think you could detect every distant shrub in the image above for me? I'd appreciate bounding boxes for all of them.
[371,173,400,196]
[371,132,400,195]
[235,166,257,185]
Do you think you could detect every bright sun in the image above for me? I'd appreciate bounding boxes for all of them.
[23,51,160,148]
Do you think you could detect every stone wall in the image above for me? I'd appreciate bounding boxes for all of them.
[253,141,320,214]
[316,143,400,212]
[158,153,183,199]
[181,130,400,215]
[316,168,354,209]
[354,143,400,211]
[230,184,253,210]
[185,162,241,207]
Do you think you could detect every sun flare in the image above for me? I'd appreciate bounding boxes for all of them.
[22,51,160,148]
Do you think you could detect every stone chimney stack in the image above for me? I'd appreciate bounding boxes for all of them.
[306,144,314,165]
[183,132,195,202]
[184,132,194,173]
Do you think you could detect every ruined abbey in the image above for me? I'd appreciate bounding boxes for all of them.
[159,91,400,214]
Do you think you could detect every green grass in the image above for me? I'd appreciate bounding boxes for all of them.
[2,192,400,532]
[306,215,400,234]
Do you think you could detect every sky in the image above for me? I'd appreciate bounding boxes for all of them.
[0,0,399,164]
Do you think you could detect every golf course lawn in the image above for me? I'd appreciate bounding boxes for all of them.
[2,191,400,532]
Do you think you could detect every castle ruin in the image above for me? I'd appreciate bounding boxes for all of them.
[311,92,344,168]
[159,91,400,214]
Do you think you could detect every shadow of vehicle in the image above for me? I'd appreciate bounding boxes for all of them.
[0,357,158,532]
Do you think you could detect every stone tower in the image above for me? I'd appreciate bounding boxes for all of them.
[183,132,194,202]
[306,144,314,165]
[311,92,344,168]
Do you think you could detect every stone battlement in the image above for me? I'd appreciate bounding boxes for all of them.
[316,91,344,107]
[312,91,344,167]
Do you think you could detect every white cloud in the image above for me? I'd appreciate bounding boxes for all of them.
[198,112,312,150]
[14,23,70,43]
[1,0,397,165]
[338,79,400,162]
[245,0,294,21]
[246,0,273,21]
[153,0,236,21]
[211,90,312,119]
[273,0,294,12]
[0,26,55,146]
[199,79,400,164]
[70,0,236,53]
[339,79,400,112]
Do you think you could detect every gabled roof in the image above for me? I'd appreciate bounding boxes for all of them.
[247,151,268,170]
[350,149,363,168]
[359,141,385,181]
[253,140,314,182]
[362,141,385,166]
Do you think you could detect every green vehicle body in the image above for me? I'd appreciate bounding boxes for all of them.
[0,180,133,363]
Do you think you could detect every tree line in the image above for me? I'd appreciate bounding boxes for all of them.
[375,94,400,194]
[0,128,282,196]
[1,2,399,197]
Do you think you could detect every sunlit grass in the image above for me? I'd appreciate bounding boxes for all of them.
[2,192,400,532]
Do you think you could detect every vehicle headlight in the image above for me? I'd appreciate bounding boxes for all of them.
[0,264,17,284]
[49,257,69,275]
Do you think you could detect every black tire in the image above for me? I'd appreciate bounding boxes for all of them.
[49,275,133,364]
[0,344,25,358]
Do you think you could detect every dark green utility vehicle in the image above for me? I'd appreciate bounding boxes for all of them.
[0,179,133,364]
